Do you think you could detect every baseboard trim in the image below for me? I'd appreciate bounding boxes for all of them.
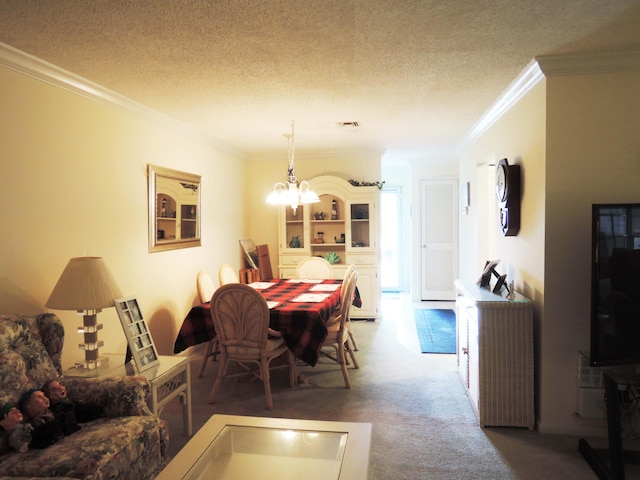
[537,415,607,437]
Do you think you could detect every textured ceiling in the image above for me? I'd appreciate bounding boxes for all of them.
[1,0,640,161]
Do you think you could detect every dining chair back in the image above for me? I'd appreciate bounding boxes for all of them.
[340,264,357,305]
[296,256,333,279]
[218,263,239,285]
[196,270,216,303]
[208,283,296,409]
[335,264,359,351]
[321,269,359,389]
[195,271,219,378]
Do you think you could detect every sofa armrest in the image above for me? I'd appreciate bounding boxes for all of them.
[63,376,154,417]
[0,478,78,480]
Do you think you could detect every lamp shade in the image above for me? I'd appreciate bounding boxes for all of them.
[46,257,122,311]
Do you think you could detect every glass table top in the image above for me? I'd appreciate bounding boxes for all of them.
[186,425,347,480]
[157,415,371,480]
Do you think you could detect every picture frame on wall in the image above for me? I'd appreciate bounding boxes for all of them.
[114,296,160,372]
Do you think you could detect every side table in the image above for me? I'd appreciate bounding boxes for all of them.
[579,363,640,480]
[63,354,192,437]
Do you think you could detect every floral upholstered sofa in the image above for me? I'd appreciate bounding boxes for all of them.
[0,313,169,479]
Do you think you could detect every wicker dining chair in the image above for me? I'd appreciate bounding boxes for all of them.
[295,256,333,279]
[208,283,296,410]
[334,264,359,351]
[321,269,359,389]
[218,263,239,285]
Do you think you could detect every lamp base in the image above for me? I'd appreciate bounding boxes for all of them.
[74,356,110,370]
[77,311,106,369]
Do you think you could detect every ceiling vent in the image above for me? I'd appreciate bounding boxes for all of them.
[337,121,360,127]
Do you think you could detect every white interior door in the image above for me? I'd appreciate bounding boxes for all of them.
[420,179,458,300]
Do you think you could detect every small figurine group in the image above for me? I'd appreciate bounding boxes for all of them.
[0,380,103,454]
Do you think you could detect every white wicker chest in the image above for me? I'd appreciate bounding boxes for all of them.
[455,280,535,429]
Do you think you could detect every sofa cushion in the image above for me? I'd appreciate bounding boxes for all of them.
[0,352,30,397]
[0,315,59,407]
[0,415,165,479]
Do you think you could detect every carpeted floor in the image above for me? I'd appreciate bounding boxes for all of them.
[159,305,607,480]
[414,308,456,354]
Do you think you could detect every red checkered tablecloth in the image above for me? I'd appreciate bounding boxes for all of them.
[174,279,343,366]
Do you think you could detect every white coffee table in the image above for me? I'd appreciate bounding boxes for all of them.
[157,414,372,480]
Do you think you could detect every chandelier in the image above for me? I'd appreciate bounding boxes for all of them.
[266,120,319,212]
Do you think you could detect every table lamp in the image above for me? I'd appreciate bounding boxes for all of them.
[46,256,122,369]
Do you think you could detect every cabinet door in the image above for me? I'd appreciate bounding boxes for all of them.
[456,296,469,388]
[467,307,480,412]
[347,199,376,254]
[279,267,297,279]
[280,205,309,253]
[351,266,379,319]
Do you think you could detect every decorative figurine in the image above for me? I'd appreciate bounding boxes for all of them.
[331,199,338,220]
[0,404,33,454]
[43,380,102,430]
[18,389,63,449]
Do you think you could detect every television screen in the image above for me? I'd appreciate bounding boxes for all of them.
[591,203,640,366]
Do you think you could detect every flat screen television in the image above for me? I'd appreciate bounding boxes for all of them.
[590,203,640,366]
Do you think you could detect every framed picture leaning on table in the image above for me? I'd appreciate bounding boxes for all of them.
[114,296,160,371]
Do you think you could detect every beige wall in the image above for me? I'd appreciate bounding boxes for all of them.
[0,63,248,368]
[542,71,640,434]
[459,82,547,292]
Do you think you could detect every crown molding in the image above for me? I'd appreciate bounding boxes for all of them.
[462,59,544,149]
[461,51,640,152]
[535,51,640,76]
[0,42,165,117]
[0,42,240,155]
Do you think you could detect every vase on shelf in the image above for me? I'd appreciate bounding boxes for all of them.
[289,236,301,248]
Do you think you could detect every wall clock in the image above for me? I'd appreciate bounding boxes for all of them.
[495,158,521,236]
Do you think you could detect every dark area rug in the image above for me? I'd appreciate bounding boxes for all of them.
[414,308,456,354]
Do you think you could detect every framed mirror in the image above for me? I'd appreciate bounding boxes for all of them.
[148,164,201,252]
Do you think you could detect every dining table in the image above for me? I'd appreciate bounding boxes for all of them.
[174,278,347,367]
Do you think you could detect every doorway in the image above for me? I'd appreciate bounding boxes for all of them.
[420,179,458,300]
[380,187,403,292]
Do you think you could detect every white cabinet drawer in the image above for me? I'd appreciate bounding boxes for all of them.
[345,253,377,265]
[279,255,309,266]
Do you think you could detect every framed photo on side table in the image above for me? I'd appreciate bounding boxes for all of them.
[114,297,160,372]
